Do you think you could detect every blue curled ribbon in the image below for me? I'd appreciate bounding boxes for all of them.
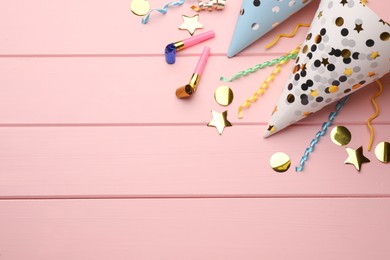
[296,95,350,172]
[142,0,186,24]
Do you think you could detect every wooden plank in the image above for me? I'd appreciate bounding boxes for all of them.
[0,57,388,125]
[0,0,319,55]
[0,125,389,198]
[0,198,390,259]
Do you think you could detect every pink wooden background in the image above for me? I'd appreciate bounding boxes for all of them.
[0,0,389,259]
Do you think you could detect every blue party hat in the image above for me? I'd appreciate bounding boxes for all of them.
[227,0,312,58]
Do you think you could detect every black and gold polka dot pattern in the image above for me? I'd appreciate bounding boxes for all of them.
[265,0,389,137]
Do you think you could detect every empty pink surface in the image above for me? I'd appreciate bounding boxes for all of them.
[0,125,389,197]
[0,0,389,258]
[1,199,390,260]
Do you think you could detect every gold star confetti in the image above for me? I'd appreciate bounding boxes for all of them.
[207,110,232,135]
[360,0,367,6]
[370,51,380,59]
[301,63,307,71]
[344,68,353,76]
[310,89,318,97]
[368,71,376,77]
[340,0,348,6]
[354,23,363,33]
[317,10,323,19]
[267,125,276,133]
[303,112,312,117]
[345,146,370,171]
[179,14,203,36]
[321,58,329,66]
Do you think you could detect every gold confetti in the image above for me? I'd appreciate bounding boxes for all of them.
[344,68,353,76]
[310,89,319,97]
[179,14,203,36]
[317,10,323,19]
[375,142,389,163]
[345,146,370,171]
[360,0,368,6]
[354,23,364,33]
[270,152,291,173]
[130,0,151,16]
[370,51,380,59]
[214,86,234,106]
[207,110,232,135]
[330,126,351,146]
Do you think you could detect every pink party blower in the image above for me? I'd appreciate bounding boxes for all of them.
[175,46,211,99]
[165,30,215,64]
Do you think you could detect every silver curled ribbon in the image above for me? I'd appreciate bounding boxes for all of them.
[191,0,226,11]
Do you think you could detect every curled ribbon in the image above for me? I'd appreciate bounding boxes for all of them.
[296,96,350,172]
[142,0,185,24]
[191,0,226,11]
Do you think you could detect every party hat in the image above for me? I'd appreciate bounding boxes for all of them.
[264,0,389,137]
[227,0,312,58]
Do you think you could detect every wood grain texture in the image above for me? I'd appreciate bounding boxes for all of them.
[1,125,389,198]
[0,58,388,125]
[1,199,390,260]
[0,0,318,55]
[0,0,389,258]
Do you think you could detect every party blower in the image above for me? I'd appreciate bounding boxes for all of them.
[176,46,211,99]
[165,30,215,64]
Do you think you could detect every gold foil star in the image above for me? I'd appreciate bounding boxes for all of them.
[370,51,380,59]
[267,125,276,133]
[354,23,363,33]
[179,14,203,36]
[340,0,348,6]
[360,0,367,6]
[368,71,376,77]
[321,58,329,66]
[345,146,370,171]
[207,110,232,135]
[310,89,318,97]
[344,68,353,76]
[317,11,323,19]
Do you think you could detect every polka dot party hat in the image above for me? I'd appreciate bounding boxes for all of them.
[264,0,389,137]
[227,0,312,58]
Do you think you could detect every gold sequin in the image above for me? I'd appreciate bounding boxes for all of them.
[342,49,351,59]
[335,17,344,27]
[314,35,322,44]
[380,32,389,41]
[375,142,389,163]
[214,86,234,106]
[330,126,351,146]
[329,85,339,93]
[302,45,308,54]
[130,0,151,16]
[270,152,291,173]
